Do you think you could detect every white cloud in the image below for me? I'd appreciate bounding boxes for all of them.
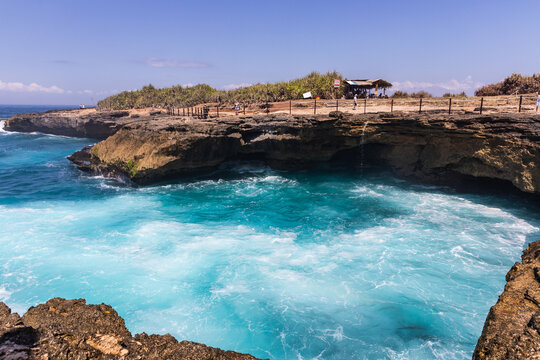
[393,76,483,95]
[145,58,210,68]
[0,80,65,94]
[222,83,252,90]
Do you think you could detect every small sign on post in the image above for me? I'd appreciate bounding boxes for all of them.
[303,91,312,99]
[333,79,341,88]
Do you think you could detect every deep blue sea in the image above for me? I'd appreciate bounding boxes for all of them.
[1,105,539,359]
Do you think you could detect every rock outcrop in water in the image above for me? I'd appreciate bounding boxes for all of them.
[0,298,263,360]
[4,109,137,139]
[5,109,540,194]
[473,240,540,359]
[62,111,540,194]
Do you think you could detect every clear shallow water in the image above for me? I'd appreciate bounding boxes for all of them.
[1,109,539,359]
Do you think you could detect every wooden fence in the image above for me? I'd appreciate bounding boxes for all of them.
[164,95,540,119]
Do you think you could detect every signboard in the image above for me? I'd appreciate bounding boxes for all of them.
[303,91,312,99]
[334,79,341,88]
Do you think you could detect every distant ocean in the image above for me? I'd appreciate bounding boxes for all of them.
[1,104,539,359]
[0,104,79,119]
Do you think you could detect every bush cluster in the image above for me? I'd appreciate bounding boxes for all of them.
[391,90,433,98]
[97,71,345,110]
[475,73,540,96]
[442,91,467,98]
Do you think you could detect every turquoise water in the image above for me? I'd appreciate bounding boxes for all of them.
[1,108,539,359]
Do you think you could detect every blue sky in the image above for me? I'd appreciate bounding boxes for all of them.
[1,0,539,104]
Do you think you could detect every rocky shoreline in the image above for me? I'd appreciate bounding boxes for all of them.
[6,109,539,194]
[59,111,540,194]
[0,298,263,360]
[473,240,540,359]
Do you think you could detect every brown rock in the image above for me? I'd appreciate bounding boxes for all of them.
[473,240,540,359]
[70,112,540,194]
[0,298,264,360]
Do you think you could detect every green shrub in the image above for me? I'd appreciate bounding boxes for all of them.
[391,91,410,98]
[443,91,467,98]
[410,91,433,98]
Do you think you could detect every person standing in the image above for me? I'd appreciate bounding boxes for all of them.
[536,91,540,113]
[353,94,358,110]
[234,100,240,115]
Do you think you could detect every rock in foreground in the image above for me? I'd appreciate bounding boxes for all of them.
[473,240,540,359]
[0,298,263,360]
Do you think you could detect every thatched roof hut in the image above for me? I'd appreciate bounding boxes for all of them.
[344,79,392,98]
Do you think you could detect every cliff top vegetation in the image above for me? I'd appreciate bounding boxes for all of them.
[97,71,344,110]
[475,73,540,96]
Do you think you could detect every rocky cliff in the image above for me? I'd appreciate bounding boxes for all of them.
[0,298,263,360]
[473,240,540,359]
[63,111,540,194]
[4,109,141,139]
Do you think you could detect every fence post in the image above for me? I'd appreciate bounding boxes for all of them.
[518,95,523,112]
[449,98,452,114]
[289,100,292,115]
[217,105,219,117]
[419,98,423,113]
[391,99,394,113]
[314,98,317,114]
[336,99,339,112]
[480,97,484,114]
[183,107,185,116]
[364,98,367,114]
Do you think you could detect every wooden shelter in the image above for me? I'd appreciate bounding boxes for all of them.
[344,79,392,98]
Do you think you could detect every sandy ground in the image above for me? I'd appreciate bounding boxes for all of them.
[74,94,538,118]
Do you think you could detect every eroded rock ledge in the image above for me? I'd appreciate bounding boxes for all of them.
[5,109,539,194]
[473,240,540,359]
[0,297,263,360]
[63,111,540,194]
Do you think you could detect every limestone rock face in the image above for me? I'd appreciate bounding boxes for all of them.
[66,112,540,194]
[473,240,540,359]
[4,110,136,139]
[5,109,540,193]
[0,298,263,360]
